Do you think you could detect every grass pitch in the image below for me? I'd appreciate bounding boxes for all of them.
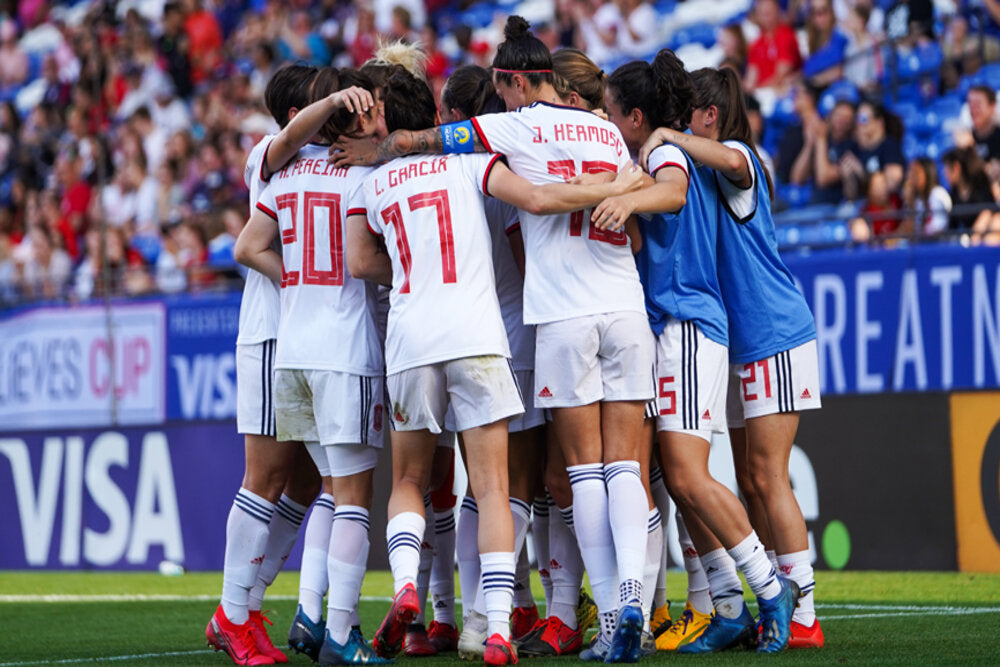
[1,570,998,665]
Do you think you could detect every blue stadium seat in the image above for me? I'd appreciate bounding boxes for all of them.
[668,22,717,51]
[979,62,1000,89]
[776,183,813,208]
[915,42,942,75]
[819,79,859,116]
[132,235,161,265]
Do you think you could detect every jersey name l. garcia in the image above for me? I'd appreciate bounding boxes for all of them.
[470,102,645,325]
[357,153,510,375]
[256,144,381,375]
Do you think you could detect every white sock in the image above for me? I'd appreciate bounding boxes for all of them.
[327,506,370,645]
[387,511,425,594]
[415,494,435,625]
[701,548,744,620]
[676,512,712,615]
[547,505,581,629]
[650,470,671,609]
[643,508,663,626]
[510,498,534,608]
[298,493,334,624]
[599,610,617,642]
[456,497,480,620]
[778,550,815,625]
[729,531,781,601]
[567,463,618,615]
[249,494,307,611]
[766,549,779,570]
[532,496,552,613]
[605,461,646,607]
[430,508,457,625]
[221,488,274,624]
[480,551,516,640]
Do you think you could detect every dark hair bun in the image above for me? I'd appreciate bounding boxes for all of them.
[504,15,531,41]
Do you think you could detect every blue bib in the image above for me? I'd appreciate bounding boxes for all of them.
[636,146,728,346]
[715,143,817,363]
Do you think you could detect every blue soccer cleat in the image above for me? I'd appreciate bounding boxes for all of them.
[319,628,393,665]
[580,633,611,662]
[604,604,644,663]
[757,577,801,653]
[288,604,326,660]
[676,603,757,654]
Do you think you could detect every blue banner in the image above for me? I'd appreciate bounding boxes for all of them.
[784,244,1000,395]
[0,422,307,571]
[164,292,241,422]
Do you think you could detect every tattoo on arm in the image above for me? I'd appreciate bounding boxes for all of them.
[373,129,446,162]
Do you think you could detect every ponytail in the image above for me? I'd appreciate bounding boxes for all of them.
[442,65,498,119]
[691,67,774,200]
[608,50,692,131]
[493,16,554,89]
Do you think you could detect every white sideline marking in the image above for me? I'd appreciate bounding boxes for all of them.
[0,649,213,666]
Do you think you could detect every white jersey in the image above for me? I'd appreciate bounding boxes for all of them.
[358,153,510,375]
[237,135,281,345]
[484,197,534,371]
[471,102,646,324]
[256,144,382,375]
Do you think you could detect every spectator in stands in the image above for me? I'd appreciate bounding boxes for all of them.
[801,0,848,89]
[843,3,882,93]
[902,157,952,235]
[21,224,71,299]
[849,170,902,241]
[965,85,1000,183]
[0,19,27,94]
[776,82,821,184]
[0,221,16,303]
[176,218,216,288]
[942,146,998,233]
[884,0,935,46]
[347,4,379,67]
[277,10,332,66]
[156,222,187,293]
[159,1,193,98]
[183,0,224,85]
[744,93,775,176]
[840,100,905,199]
[54,150,90,254]
[745,0,802,91]
[718,23,748,75]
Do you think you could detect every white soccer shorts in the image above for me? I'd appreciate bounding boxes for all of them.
[654,320,729,441]
[534,311,655,408]
[236,340,276,437]
[387,355,524,433]
[273,368,386,447]
[305,440,379,478]
[443,369,542,433]
[726,339,822,427]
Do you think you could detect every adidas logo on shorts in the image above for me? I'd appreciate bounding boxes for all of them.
[538,386,553,398]
[701,409,711,421]
[800,388,812,399]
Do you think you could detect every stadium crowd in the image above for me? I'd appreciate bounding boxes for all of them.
[0,0,999,306]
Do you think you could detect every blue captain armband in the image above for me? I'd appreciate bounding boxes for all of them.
[441,121,476,153]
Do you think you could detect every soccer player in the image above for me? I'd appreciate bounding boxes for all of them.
[593,50,799,654]
[208,63,325,667]
[639,66,824,649]
[234,67,387,666]
[346,69,642,666]
[333,18,655,663]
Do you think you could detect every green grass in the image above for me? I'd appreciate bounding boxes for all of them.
[1,571,999,665]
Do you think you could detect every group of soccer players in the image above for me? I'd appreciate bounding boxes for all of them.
[205,14,824,667]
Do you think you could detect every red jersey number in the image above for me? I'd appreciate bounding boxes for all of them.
[546,159,627,245]
[380,189,457,294]
[276,191,343,288]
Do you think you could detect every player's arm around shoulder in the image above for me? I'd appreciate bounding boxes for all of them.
[331,120,488,167]
[234,208,282,283]
[592,158,687,231]
[486,160,644,216]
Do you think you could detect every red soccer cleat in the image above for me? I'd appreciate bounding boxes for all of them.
[514,616,583,657]
[511,606,540,641]
[484,633,519,665]
[404,622,438,657]
[427,620,459,652]
[788,619,825,648]
[248,610,288,663]
[206,605,275,665]
[372,583,421,658]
